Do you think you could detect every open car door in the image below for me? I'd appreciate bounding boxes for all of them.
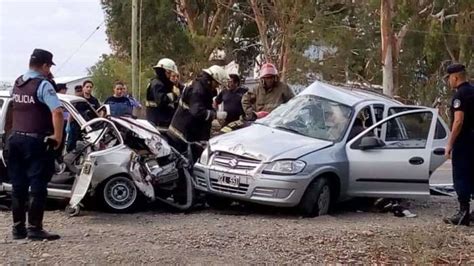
[346,109,438,198]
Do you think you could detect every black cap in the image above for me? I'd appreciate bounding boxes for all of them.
[446,63,466,76]
[30,48,55,66]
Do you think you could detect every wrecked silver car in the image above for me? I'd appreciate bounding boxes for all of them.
[0,92,194,213]
[194,81,450,217]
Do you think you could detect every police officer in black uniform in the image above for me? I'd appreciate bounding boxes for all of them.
[9,49,64,240]
[443,63,474,226]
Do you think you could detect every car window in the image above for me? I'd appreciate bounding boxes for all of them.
[72,101,99,122]
[389,107,446,140]
[355,111,433,149]
[373,105,384,122]
[258,95,353,141]
[434,120,447,139]
[348,106,372,141]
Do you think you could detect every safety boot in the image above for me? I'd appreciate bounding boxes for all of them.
[443,203,470,226]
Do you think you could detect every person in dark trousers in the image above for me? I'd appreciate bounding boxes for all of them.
[8,48,63,240]
[82,80,100,110]
[169,65,228,145]
[104,81,133,117]
[145,58,180,128]
[213,74,248,126]
[443,63,474,226]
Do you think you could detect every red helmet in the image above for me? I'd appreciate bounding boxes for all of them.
[258,63,278,79]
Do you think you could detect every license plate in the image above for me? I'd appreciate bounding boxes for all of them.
[217,175,240,188]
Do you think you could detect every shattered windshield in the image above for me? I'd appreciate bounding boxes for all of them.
[257,95,353,141]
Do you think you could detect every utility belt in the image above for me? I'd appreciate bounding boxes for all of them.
[13,131,49,139]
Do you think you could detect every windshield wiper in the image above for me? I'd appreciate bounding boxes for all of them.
[274,126,305,136]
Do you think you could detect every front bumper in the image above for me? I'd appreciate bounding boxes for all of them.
[193,162,311,207]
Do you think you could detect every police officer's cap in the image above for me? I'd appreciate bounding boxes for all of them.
[30,48,55,66]
[446,63,466,76]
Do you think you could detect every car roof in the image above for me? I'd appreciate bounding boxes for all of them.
[299,81,403,107]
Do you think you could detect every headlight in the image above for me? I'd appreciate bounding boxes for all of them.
[199,146,210,165]
[262,160,306,175]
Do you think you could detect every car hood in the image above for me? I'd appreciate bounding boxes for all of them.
[209,124,333,162]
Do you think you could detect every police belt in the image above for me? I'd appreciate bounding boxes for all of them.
[13,131,48,139]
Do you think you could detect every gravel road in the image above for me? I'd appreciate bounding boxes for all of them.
[1,195,473,264]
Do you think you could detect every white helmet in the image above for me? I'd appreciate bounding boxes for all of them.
[203,65,229,85]
[153,58,179,74]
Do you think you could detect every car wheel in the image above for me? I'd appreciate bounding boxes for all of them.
[206,195,233,210]
[100,175,140,213]
[298,177,331,217]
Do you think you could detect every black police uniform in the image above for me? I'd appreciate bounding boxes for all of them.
[445,64,474,226]
[8,49,61,240]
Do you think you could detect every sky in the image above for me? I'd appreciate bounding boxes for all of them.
[0,0,112,81]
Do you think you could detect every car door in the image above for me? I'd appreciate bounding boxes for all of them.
[345,109,438,198]
[385,106,449,174]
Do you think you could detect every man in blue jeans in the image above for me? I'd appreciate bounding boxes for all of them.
[8,48,64,240]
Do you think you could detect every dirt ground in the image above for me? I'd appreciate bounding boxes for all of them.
[0,196,473,264]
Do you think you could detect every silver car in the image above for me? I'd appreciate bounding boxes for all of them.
[194,81,449,216]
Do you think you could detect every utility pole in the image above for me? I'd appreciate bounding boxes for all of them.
[131,0,138,98]
[381,0,394,97]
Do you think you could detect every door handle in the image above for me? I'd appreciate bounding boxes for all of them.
[409,157,424,165]
[433,148,445,156]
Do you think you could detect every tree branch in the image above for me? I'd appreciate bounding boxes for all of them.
[177,0,196,34]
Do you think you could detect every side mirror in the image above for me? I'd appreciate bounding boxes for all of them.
[96,105,111,118]
[359,136,385,150]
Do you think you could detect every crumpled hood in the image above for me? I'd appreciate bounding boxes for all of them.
[209,124,333,162]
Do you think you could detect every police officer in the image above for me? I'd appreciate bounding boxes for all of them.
[9,49,64,240]
[443,63,474,226]
[145,58,180,128]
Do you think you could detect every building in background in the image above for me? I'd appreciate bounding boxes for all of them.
[53,76,91,94]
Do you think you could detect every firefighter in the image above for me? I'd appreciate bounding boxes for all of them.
[241,63,294,121]
[145,58,180,127]
[169,65,228,144]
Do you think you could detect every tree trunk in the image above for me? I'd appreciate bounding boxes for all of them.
[250,0,271,63]
[381,0,394,96]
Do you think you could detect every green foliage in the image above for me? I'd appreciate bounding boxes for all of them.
[89,0,474,107]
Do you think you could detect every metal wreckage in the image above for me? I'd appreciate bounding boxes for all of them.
[0,93,198,215]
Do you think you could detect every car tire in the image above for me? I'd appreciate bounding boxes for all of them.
[98,175,141,213]
[206,195,233,210]
[298,177,332,217]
